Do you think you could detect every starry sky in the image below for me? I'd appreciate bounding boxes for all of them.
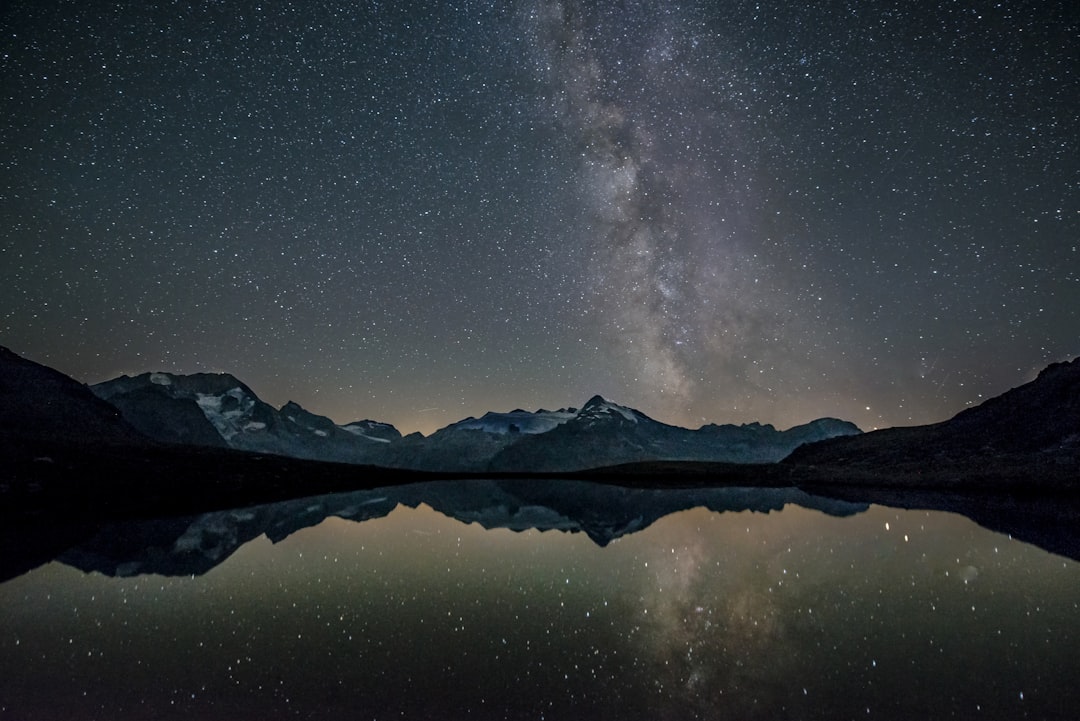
[2,0,1077,435]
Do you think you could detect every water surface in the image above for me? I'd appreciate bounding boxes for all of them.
[1,482,1077,720]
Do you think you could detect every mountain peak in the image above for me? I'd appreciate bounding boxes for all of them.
[574,395,640,425]
[582,394,609,407]
[441,408,575,436]
[93,371,256,402]
[1038,357,1078,380]
[341,419,402,443]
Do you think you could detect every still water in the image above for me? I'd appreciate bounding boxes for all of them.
[1,481,1077,720]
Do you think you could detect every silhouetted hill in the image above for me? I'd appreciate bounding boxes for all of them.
[785,357,1080,488]
[0,346,147,449]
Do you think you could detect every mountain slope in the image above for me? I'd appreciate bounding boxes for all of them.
[442,407,577,435]
[489,395,861,472]
[364,406,581,471]
[0,346,147,449]
[786,357,1080,484]
[82,363,861,472]
[91,373,392,463]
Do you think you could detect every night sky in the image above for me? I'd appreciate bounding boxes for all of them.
[2,1,1077,435]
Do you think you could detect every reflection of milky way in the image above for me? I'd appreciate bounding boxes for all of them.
[633,510,800,718]
[528,0,776,420]
[3,503,1080,719]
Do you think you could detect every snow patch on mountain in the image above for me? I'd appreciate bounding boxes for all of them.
[82,363,861,472]
[341,429,392,443]
[448,408,577,435]
[195,388,256,441]
[574,395,642,426]
[341,420,401,443]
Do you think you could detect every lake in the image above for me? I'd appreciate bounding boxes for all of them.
[1,480,1077,720]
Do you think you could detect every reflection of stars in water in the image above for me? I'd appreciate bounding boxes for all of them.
[632,521,796,711]
[3,502,1080,718]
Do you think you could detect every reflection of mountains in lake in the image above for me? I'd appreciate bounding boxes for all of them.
[58,482,868,578]
[49,480,1080,579]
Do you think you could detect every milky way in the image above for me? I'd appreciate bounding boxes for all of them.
[527,1,790,419]
[1,1,1077,434]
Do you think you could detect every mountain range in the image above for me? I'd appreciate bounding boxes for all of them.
[2,345,1078,519]
[90,371,400,463]
[86,367,860,472]
[2,345,1079,581]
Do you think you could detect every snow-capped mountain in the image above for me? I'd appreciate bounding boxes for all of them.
[341,419,402,443]
[441,407,578,435]
[362,395,860,473]
[0,345,861,473]
[88,371,862,472]
[487,395,861,472]
[570,394,649,427]
[367,406,582,471]
[91,372,392,464]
